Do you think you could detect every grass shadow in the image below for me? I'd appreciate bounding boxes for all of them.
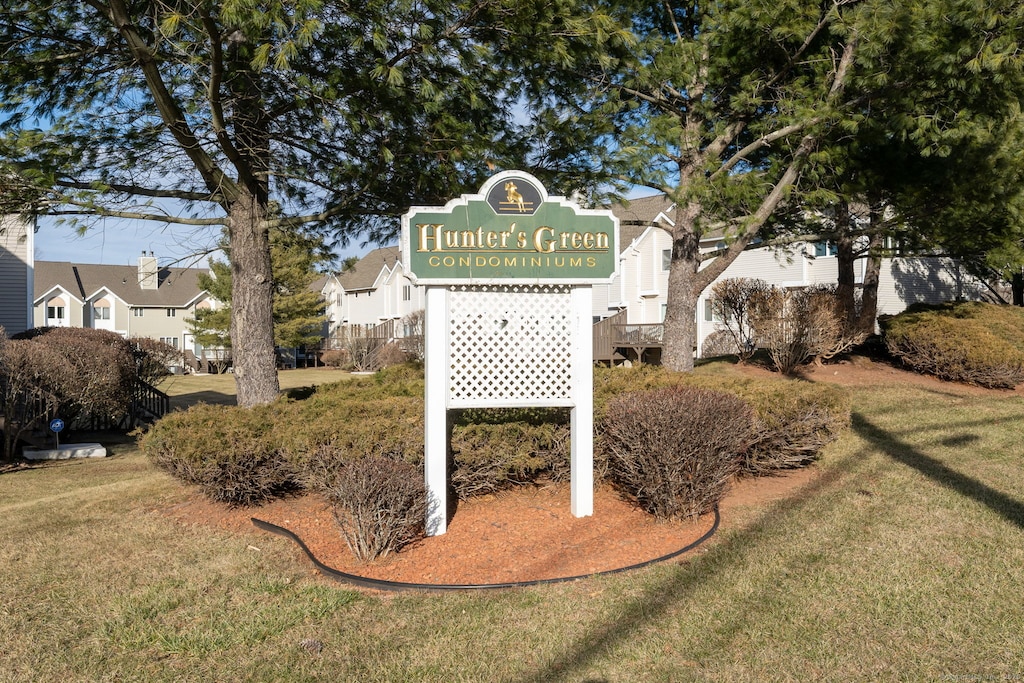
[517,406,1024,681]
[513,464,847,682]
[168,390,236,410]
[852,412,1024,530]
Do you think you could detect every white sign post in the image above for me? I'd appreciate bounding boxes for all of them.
[402,172,618,536]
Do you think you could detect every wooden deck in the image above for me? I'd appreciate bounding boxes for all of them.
[593,312,664,364]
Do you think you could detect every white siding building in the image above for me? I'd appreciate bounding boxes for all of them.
[322,246,425,344]
[325,194,989,361]
[0,215,34,337]
[607,194,989,357]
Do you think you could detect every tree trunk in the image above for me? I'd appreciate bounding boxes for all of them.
[833,199,858,327]
[1012,271,1023,306]
[661,204,703,371]
[228,190,280,407]
[856,231,884,335]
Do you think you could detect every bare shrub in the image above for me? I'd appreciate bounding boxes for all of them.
[0,336,61,460]
[802,282,868,362]
[319,348,349,367]
[343,335,377,372]
[749,286,852,374]
[800,285,868,362]
[710,278,769,361]
[602,386,753,520]
[700,329,740,359]
[400,309,425,360]
[5,327,137,429]
[324,454,427,562]
[132,337,184,384]
[374,342,408,370]
[650,370,852,477]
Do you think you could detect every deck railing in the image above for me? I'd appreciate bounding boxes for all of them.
[593,314,665,362]
[612,323,664,346]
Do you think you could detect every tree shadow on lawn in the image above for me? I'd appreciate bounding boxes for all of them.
[516,410,1024,682]
[851,412,1024,531]
[168,390,236,410]
[512,461,850,682]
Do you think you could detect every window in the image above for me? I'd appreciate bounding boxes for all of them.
[814,241,838,257]
[402,285,411,301]
[166,308,176,317]
[133,308,144,317]
[46,306,65,320]
[662,249,671,271]
[94,305,110,320]
[159,336,179,349]
[702,299,724,323]
[882,236,905,255]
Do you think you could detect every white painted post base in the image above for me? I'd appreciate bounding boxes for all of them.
[570,285,594,517]
[424,286,448,536]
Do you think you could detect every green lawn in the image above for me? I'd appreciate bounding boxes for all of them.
[158,367,354,409]
[2,370,1023,681]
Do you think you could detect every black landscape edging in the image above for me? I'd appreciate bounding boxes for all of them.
[251,506,719,592]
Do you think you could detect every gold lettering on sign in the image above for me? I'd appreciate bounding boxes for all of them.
[534,226,555,253]
[417,222,610,255]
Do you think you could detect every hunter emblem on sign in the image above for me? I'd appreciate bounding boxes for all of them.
[486,176,540,215]
[504,181,526,211]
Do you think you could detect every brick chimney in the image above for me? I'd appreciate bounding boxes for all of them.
[138,251,158,290]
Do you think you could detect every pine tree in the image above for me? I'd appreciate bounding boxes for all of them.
[0,1,621,404]
[188,228,329,351]
[560,0,1024,370]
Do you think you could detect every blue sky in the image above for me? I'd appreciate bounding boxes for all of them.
[34,215,379,269]
[33,183,653,269]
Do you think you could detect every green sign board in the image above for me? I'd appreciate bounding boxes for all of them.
[401,172,618,284]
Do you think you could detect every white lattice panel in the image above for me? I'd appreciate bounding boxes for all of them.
[446,285,574,406]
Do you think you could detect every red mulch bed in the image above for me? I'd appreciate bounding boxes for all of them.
[161,471,817,587]
[159,356,1016,588]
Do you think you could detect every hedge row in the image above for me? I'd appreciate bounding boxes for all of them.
[144,363,849,502]
[881,302,1024,389]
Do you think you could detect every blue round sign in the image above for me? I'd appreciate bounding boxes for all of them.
[49,418,65,433]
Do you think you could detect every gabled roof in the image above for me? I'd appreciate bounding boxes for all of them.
[609,195,674,255]
[309,274,330,294]
[36,282,83,305]
[337,246,400,291]
[34,260,209,307]
[610,193,729,243]
[610,194,676,228]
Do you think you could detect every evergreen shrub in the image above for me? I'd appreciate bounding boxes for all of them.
[681,373,850,476]
[146,362,849,516]
[450,408,571,497]
[143,403,298,506]
[603,386,754,520]
[882,302,1024,388]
